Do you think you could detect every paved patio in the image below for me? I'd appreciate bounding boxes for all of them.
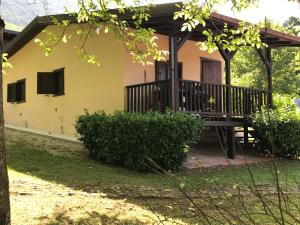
[183,143,274,170]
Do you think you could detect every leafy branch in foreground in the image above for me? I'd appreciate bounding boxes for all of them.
[35,0,266,66]
[2,53,12,74]
[145,149,300,224]
[35,0,168,66]
[174,0,264,53]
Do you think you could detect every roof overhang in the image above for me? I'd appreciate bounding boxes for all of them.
[5,2,300,58]
[4,29,19,42]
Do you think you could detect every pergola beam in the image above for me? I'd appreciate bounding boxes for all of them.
[177,31,193,50]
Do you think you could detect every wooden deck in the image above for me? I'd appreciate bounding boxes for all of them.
[126,79,267,119]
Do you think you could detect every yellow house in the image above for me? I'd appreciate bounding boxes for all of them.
[4,3,300,158]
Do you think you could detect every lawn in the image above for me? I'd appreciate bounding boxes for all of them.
[6,128,300,224]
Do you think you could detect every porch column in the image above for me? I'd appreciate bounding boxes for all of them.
[169,35,179,111]
[216,43,236,159]
[257,47,273,108]
[224,57,232,115]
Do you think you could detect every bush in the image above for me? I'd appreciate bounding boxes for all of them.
[251,95,300,157]
[75,111,204,172]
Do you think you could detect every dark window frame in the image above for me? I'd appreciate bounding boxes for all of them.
[37,68,65,97]
[7,79,26,104]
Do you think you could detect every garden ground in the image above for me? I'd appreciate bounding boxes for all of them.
[6,128,300,224]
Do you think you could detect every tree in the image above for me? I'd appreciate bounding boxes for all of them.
[0,17,11,225]
[231,18,300,96]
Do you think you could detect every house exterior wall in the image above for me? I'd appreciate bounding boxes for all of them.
[4,24,224,137]
[123,34,224,86]
[4,24,125,136]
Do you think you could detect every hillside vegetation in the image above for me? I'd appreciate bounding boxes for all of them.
[1,0,76,30]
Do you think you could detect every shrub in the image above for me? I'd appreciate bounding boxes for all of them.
[75,110,204,172]
[251,95,300,157]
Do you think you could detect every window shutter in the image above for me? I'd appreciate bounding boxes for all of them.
[16,80,26,102]
[53,69,64,96]
[7,83,17,102]
[37,72,55,94]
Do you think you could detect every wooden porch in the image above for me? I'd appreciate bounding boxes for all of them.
[126,79,267,118]
[126,79,268,160]
[122,2,300,160]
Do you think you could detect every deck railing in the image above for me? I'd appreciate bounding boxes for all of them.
[126,79,267,117]
[179,79,267,117]
[126,79,171,113]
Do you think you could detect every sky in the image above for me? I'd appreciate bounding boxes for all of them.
[142,0,300,24]
[217,0,300,24]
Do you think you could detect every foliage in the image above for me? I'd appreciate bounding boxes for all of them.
[75,111,204,172]
[35,0,265,65]
[174,0,263,53]
[232,46,300,95]
[2,53,12,74]
[251,95,300,157]
[232,17,300,95]
[4,22,22,32]
[35,0,168,66]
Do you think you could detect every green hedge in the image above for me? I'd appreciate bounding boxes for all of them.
[251,95,300,158]
[75,111,204,171]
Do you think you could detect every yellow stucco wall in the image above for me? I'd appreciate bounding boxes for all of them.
[4,24,125,136]
[123,34,224,86]
[4,25,224,138]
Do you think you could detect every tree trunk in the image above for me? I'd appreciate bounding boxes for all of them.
[0,17,11,225]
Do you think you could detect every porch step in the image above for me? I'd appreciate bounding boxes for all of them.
[234,127,257,146]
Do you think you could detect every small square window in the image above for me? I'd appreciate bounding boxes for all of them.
[37,68,64,96]
[7,79,26,103]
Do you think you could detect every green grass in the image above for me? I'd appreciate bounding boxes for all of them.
[6,128,300,190]
[6,128,300,224]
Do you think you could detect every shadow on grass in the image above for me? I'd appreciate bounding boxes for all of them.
[7,129,300,190]
[7,141,176,190]
[38,208,154,225]
[6,129,300,224]
[7,139,192,223]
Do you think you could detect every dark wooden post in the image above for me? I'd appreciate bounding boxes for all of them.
[224,57,232,115]
[216,43,236,159]
[257,47,273,108]
[266,47,273,108]
[169,32,192,112]
[169,35,179,112]
[0,17,11,225]
[169,35,179,111]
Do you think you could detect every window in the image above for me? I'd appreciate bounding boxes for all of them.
[7,83,16,103]
[37,68,64,96]
[155,61,183,81]
[7,79,26,103]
